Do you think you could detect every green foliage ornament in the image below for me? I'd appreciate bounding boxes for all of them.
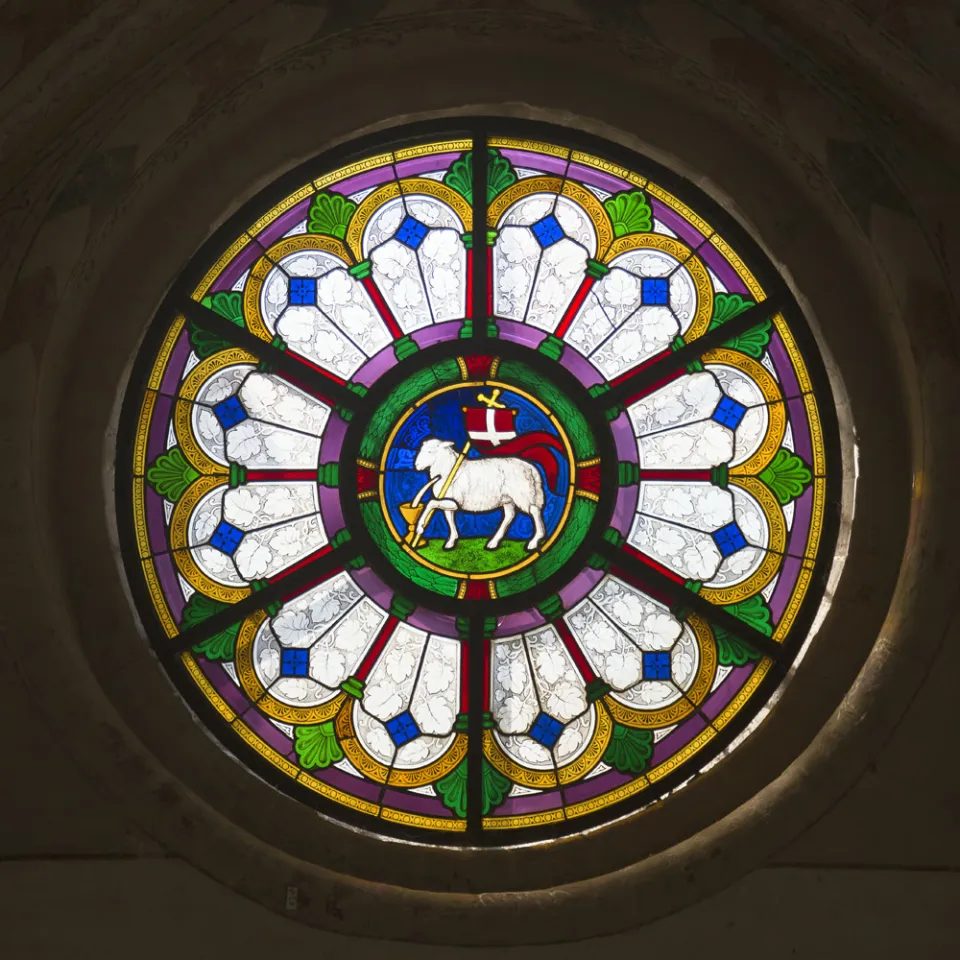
[295,722,343,769]
[307,191,356,240]
[181,592,239,661]
[603,723,654,774]
[760,448,813,505]
[708,293,771,359]
[714,595,774,666]
[604,190,652,237]
[146,446,199,502]
[190,291,245,358]
[435,758,512,817]
[443,148,517,204]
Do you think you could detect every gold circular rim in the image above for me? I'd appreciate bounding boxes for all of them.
[376,379,577,581]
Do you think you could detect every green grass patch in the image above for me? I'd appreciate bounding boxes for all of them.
[416,536,529,574]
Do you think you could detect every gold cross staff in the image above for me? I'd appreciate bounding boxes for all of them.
[477,387,506,408]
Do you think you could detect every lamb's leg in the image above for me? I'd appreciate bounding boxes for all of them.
[414,499,439,539]
[442,507,459,550]
[486,502,516,550]
[526,504,546,550]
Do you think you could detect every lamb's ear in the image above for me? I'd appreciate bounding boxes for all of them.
[442,440,456,449]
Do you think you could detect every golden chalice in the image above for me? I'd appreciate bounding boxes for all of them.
[399,501,428,548]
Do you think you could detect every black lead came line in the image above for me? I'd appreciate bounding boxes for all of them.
[605,294,787,406]
[179,296,361,415]
[471,132,490,338]
[466,133,489,836]
[599,539,786,663]
[176,543,358,652]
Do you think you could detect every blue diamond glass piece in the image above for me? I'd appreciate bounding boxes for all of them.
[280,648,309,677]
[289,276,316,305]
[395,216,428,250]
[385,710,420,747]
[528,712,564,749]
[209,520,244,556]
[713,521,748,558]
[531,213,564,248]
[641,277,669,305]
[712,395,747,430]
[643,650,672,681]
[212,394,247,429]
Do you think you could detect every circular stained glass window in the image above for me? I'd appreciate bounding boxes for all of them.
[118,121,839,844]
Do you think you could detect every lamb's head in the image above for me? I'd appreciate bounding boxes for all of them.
[415,437,456,473]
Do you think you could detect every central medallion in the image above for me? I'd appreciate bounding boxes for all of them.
[355,353,602,601]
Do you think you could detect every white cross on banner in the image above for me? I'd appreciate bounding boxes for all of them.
[465,407,517,448]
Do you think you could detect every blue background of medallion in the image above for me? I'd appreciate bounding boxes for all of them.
[382,386,571,543]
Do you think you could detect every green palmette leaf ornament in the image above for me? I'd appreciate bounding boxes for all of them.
[307,191,356,240]
[146,446,199,502]
[190,291,245,358]
[294,722,343,769]
[443,148,517,204]
[604,189,653,237]
[708,293,771,358]
[482,759,511,814]
[181,592,239,661]
[714,594,774,666]
[435,759,468,818]
[435,759,511,817]
[603,724,654,774]
[760,448,813,505]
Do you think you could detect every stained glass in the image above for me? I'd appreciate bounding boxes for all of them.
[118,122,838,844]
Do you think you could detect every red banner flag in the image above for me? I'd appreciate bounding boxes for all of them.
[464,406,566,494]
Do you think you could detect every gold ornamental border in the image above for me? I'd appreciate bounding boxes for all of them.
[603,233,715,343]
[772,475,825,643]
[314,152,394,191]
[235,611,346,724]
[169,474,250,604]
[313,141,471,192]
[193,235,251,302]
[604,613,718,729]
[246,183,315,239]
[646,181,714,239]
[186,649,468,831]
[486,654,775,829]
[141,557,178,638]
[181,652,236,722]
[175,347,258,476]
[483,808,566,830]
[335,699,467,788]
[700,475,788,606]
[704,345,786,477]
[483,699,613,789]
[243,235,353,341]
[571,149,647,189]
[485,175,613,255]
[710,233,765,300]
[376,379,576,581]
[346,178,472,260]
[145,313,185,392]
[488,136,569,160]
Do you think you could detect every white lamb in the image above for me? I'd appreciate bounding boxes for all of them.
[411,438,546,551]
